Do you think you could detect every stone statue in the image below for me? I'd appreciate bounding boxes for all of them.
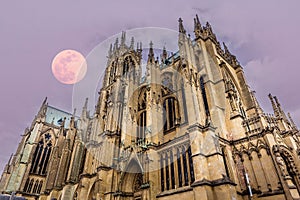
[275,153,288,177]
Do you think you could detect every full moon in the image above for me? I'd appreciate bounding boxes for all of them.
[51,50,87,84]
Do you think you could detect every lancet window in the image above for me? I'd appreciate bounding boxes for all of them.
[109,61,117,84]
[30,133,52,175]
[160,145,195,191]
[123,56,135,75]
[23,178,42,194]
[137,89,147,140]
[163,97,176,131]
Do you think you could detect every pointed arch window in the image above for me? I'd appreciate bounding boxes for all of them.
[182,146,189,186]
[137,111,146,140]
[30,141,43,173]
[23,178,30,193]
[37,181,43,194]
[163,97,176,131]
[28,179,34,193]
[177,148,183,187]
[187,147,195,183]
[137,89,147,140]
[30,134,52,175]
[160,154,165,191]
[109,61,117,84]
[123,56,135,75]
[32,180,39,193]
[160,146,194,191]
[165,152,170,190]
[170,151,176,189]
[40,142,52,175]
[200,76,210,117]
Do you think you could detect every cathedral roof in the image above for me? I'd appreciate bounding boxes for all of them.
[45,105,74,128]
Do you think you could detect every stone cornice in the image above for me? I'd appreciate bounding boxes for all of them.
[218,127,274,146]
[191,176,236,187]
[187,123,216,133]
[156,186,193,198]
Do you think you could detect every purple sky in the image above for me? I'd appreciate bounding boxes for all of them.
[1,1,300,173]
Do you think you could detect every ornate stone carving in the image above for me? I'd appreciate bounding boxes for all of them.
[275,152,288,177]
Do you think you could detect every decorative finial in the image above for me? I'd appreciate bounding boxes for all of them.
[137,42,142,54]
[268,94,280,117]
[223,42,230,54]
[114,38,119,49]
[205,22,213,35]
[288,113,297,129]
[149,41,153,49]
[37,97,48,119]
[206,21,211,28]
[84,98,88,109]
[178,18,186,34]
[195,14,201,27]
[161,46,168,63]
[108,44,113,56]
[73,108,76,117]
[59,117,66,128]
[121,31,126,46]
[130,37,134,49]
[274,96,290,122]
[70,114,75,129]
[42,97,48,105]
[147,41,154,63]
[194,14,202,38]
[273,96,282,112]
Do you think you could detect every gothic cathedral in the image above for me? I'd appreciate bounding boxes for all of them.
[1,15,300,200]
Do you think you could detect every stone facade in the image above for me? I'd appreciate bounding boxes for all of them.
[1,15,300,200]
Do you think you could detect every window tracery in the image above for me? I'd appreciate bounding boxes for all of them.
[109,61,117,84]
[123,56,135,76]
[30,133,52,175]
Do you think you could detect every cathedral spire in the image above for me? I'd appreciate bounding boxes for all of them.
[113,38,119,51]
[137,41,142,52]
[73,108,76,117]
[194,14,202,38]
[108,44,113,57]
[130,36,134,49]
[268,94,280,117]
[250,91,263,113]
[273,96,283,114]
[147,41,155,64]
[70,108,76,129]
[36,97,48,120]
[288,113,297,129]
[178,18,186,34]
[161,46,168,63]
[205,22,212,32]
[204,21,218,42]
[274,96,289,122]
[83,98,88,110]
[120,31,126,47]
[81,98,89,119]
[223,42,230,55]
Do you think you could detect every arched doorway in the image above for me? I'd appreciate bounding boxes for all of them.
[119,159,144,200]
